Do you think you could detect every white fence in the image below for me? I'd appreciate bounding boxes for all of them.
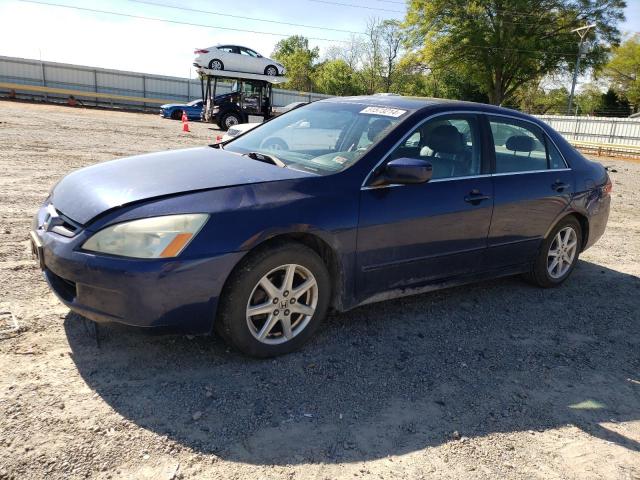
[535,115,640,146]
[0,55,331,109]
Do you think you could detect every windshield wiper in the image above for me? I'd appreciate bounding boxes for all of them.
[244,152,287,168]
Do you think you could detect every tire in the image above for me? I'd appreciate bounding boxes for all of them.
[216,242,331,357]
[260,137,289,151]
[524,216,582,288]
[208,59,224,70]
[264,65,278,76]
[220,112,241,131]
[170,110,182,120]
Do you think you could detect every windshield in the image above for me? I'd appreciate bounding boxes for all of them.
[188,99,202,106]
[223,102,410,174]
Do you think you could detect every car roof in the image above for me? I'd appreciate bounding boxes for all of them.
[318,95,538,122]
[215,44,257,51]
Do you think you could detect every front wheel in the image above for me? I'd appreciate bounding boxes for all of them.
[525,216,582,288]
[220,112,241,131]
[216,242,331,357]
[264,65,278,76]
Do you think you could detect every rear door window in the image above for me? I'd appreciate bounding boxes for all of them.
[489,117,567,173]
[240,48,260,57]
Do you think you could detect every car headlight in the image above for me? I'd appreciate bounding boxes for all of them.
[82,214,208,259]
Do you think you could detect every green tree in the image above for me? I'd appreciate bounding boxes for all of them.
[594,88,631,116]
[602,34,640,113]
[391,55,489,101]
[575,82,605,114]
[380,20,405,92]
[518,83,569,114]
[272,35,319,92]
[314,59,362,95]
[405,0,626,105]
[361,18,385,94]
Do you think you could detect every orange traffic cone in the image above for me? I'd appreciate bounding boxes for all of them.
[181,111,190,132]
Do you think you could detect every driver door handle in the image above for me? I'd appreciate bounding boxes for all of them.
[464,189,491,204]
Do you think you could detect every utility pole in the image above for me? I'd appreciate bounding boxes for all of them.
[567,24,596,115]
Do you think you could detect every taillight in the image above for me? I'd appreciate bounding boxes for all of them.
[194,49,209,54]
[602,177,612,195]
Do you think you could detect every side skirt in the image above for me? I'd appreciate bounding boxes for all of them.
[349,263,530,310]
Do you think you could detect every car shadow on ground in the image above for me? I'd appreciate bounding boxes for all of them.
[64,260,640,465]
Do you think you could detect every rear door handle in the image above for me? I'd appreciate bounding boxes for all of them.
[464,190,491,204]
[552,181,569,192]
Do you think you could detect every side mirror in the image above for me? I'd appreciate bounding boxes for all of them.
[370,158,433,187]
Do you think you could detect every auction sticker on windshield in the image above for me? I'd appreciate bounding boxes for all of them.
[360,106,406,117]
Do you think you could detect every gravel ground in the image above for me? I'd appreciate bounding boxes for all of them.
[0,100,639,480]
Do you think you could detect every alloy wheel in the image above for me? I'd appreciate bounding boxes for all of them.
[266,66,277,76]
[246,264,318,345]
[224,115,239,128]
[210,60,223,70]
[547,226,578,279]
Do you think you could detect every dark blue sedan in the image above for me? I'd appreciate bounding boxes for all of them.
[31,96,611,357]
[159,99,203,120]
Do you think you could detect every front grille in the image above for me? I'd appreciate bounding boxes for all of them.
[54,215,80,237]
[41,205,81,238]
[46,270,77,302]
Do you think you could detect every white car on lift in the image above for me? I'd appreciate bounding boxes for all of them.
[193,45,286,76]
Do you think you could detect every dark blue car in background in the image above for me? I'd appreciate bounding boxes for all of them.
[31,96,611,357]
[159,99,203,120]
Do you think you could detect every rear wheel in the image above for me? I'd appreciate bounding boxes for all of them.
[208,59,224,70]
[216,242,330,357]
[525,216,582,288]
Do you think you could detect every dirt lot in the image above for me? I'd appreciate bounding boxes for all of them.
[0,100,639,479]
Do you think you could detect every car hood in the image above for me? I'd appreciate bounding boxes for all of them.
[51,147,314,224]
[160,103,187,109]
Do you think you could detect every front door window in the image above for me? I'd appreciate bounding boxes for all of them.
[388,114,483,179]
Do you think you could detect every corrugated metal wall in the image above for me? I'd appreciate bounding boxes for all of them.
[0,55,332,108]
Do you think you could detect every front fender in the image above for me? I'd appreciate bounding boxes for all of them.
[86,178,361,308]
[239,224,356,311]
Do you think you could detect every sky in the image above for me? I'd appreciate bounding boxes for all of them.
[0,0,638,81]
[0,0,404,78]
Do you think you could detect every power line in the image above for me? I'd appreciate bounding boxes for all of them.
[305,0,404,14]
[16,0,353,43]
[129,0,367,35]
[16,0,588,59]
